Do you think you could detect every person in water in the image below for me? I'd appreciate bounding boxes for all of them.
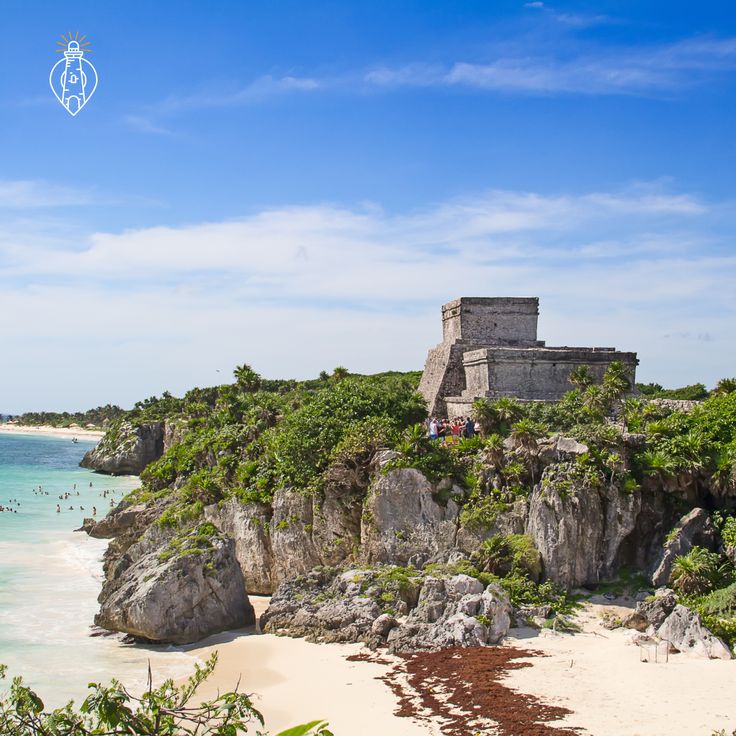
[56,505,60,513]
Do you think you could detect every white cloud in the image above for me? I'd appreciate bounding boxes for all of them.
[1,182,734,412]
[0,180,93,208]
[365,36,736,95]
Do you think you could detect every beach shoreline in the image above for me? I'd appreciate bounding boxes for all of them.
[176,596,437,736]
[180,597,736,736]
[0,423,105,440]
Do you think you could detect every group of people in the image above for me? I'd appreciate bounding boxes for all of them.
[0,481,120,516]
[428,416,479,442]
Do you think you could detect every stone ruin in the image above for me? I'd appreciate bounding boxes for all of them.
[419,297,638,417]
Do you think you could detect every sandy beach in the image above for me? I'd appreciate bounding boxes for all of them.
[180,598,436,736]
[183,597,735,736]
[503,599,736,736]
[0,423,105,440]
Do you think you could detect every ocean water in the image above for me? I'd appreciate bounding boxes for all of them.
[0,432,197,707]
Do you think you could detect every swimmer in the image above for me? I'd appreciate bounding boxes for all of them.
[92,506,97,516]
[56,505,61,513]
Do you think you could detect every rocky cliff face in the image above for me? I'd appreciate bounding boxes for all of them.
[86,430,725,646]
[80,421,165,475]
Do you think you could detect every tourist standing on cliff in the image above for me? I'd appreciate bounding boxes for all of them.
[464,417,475,438]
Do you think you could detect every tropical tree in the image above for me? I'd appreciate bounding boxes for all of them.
[510,418,546,453]
[669,546,726,596]
[569,365,594,391]
[331,366,350,382]
[493,398,523,429]
[233,363,262,393]
[472,399,497,436]
[714,378,736,396]
[602,360,632,401]
[482,433,505,470]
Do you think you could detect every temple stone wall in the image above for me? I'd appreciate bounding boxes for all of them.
[441,297,539,345]
[420,296,638,417]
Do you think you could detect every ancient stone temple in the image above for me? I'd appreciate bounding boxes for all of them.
[419,297,638,417]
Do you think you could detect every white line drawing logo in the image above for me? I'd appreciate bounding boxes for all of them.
[49,32,98,116]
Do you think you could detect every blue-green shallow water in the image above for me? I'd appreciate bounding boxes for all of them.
[0,433,196,707]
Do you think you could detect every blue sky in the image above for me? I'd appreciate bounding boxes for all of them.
[1,0,735,412]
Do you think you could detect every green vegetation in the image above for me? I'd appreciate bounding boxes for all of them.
[0,654,332,735]
[86,359,736,640]
[471,534,541,580]
[636,382,709,400]
[7,405,125,430]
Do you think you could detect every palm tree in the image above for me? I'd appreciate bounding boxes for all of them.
[482,433,505,470]
[583,385,609,417]
[331,366,350,382]
[472,399,498,436]
[493,398,522,427]
[569,365,594,391]
[669,546,723,595]
[233,363,261,392]
[510,418,545,453]
[602,361,632,400]
[714,378,736,396]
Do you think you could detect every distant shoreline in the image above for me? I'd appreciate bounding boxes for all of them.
[0,423,105,440]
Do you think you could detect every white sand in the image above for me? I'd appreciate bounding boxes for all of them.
[180,597,436,736]
[0,423,104,439]
[503,600,736,736]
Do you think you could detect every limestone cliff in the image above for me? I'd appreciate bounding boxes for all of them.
[80,421,165,475]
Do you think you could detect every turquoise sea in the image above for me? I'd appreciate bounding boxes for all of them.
[0,432,196,707]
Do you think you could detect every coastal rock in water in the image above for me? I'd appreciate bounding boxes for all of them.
[361,468,459,567]
[386,575,512,654]
[205,498,274,595]
[657,604,732,660]
[651,508,717,587]
[87,502,149,539]
[95,535,253,644]
[269,488,322,585]
[80,421,164,475]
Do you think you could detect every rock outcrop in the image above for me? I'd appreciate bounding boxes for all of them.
[526,462,644,590]
[385,575,512,653]
[657,604,732,660]
[651,508,717,587]
[96,534,253,644]
[260,567,511,653]
[80,421,165,475]
[205,499,274,595]
[361,468,459,567]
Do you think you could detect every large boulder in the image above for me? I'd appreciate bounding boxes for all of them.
[651,508,717,587]
[261,568,384,643]
[95,535,253,644]
[361,468,459,567]
[80,421,164,475]
[386,575,512,653]
[657,604,732,660]
[205,498,274,595]
[635,588,677,628]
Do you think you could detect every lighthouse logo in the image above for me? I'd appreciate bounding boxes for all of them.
[49,33,98,116]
